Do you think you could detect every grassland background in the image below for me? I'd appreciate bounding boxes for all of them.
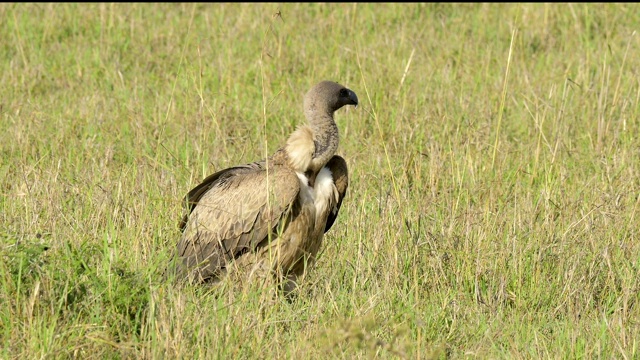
[2,3,640,359]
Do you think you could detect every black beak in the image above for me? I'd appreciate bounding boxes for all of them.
[347,89,359,108]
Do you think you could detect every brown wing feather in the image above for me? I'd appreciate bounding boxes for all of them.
[324,155,348,233]
[178,162,265,230]
[175,164,301,282]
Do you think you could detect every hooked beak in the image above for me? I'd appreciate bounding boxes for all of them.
[348,89,358,109]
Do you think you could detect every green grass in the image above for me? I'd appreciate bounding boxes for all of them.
[2,3,640,358]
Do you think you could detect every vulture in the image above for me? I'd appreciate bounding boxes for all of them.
[169,80,358,292]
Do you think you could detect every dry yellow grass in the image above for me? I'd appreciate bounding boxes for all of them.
[2,3,639,358]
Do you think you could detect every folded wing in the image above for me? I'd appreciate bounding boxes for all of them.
[324,155,349,233]
[175,163,301,282]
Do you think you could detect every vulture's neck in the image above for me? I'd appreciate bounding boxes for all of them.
[283,111,338,175]
[306,109,339,171]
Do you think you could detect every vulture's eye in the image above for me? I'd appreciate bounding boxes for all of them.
[339,89,349,97]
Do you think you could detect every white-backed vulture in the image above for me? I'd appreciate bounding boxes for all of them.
[169,80,358,290]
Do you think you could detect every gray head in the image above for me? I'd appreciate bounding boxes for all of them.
[304,81,359,118]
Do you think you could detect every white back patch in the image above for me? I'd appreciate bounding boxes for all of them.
[314,167,338,222]
[296,172,315,204]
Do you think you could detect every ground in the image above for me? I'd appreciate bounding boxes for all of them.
[1,3,639,358]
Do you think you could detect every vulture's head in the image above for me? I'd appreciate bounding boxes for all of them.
[304,80,359,117]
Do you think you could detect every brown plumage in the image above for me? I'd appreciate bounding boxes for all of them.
[169,81,358,290]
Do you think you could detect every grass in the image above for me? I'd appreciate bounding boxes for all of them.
[2,3,640,358]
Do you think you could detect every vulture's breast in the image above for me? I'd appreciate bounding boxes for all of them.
[313,166,338,228]
[266,169,338,276]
